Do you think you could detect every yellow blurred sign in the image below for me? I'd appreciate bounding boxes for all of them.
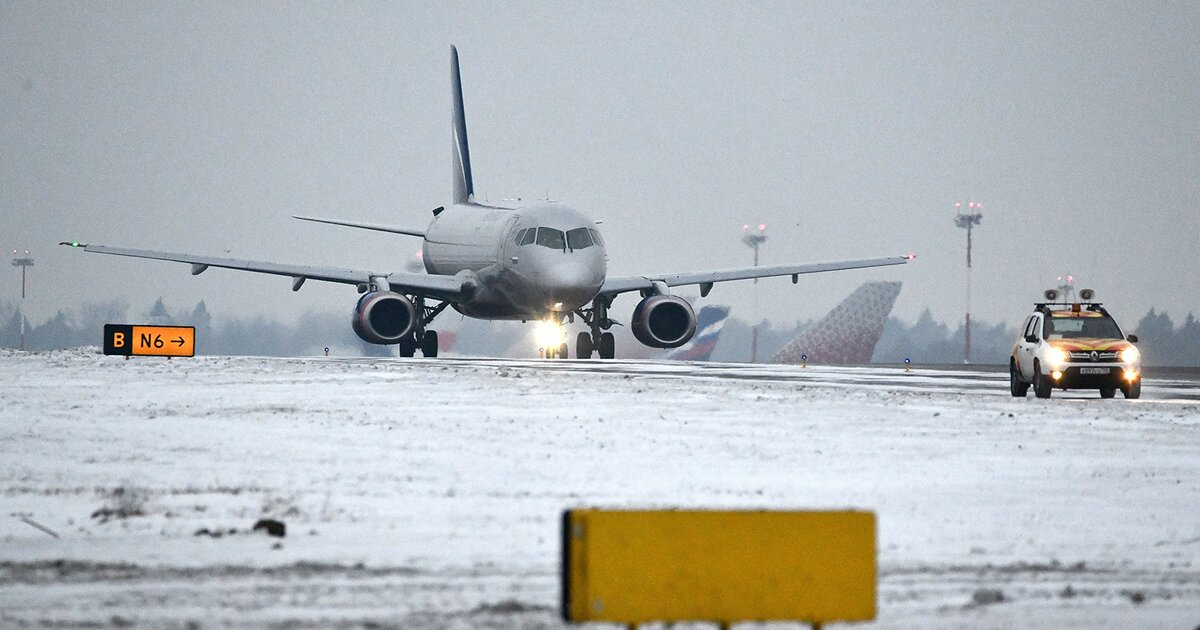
[562,509,875,626]
[104,325,195,357]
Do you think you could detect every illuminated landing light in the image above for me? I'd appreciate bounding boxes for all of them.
[534,319,566,350]
[1051,371,1064,381]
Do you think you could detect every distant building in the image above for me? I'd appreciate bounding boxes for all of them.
[773,282,902,365]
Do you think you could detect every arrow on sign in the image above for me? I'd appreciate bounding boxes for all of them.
[172,337,185,346]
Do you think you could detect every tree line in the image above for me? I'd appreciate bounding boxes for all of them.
[3,298,1199,366]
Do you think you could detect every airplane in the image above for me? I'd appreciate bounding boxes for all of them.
[63,46,912,360]
[667,305,731,362]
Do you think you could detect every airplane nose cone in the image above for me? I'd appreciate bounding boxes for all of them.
[540,263,599,310]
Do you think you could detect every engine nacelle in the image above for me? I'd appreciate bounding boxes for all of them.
[352,291,418,344]
[631,294,697,349]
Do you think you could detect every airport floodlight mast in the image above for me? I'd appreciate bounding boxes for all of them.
[12,249,33,351]
[742,224,767,362]
[953,202,982,364]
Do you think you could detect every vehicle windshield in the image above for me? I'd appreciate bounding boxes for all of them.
[1044,315,1123,340]
[566,228,594,250]
[535,227,566,250]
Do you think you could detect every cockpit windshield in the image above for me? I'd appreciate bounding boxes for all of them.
[1044,315,1123,340]
[566,228,594,250]
[535,227,566,250]
[521,226,600,252]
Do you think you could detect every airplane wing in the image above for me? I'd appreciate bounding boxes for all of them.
[598,255,913,298]
[292,215,427,237]
[60,242,469,301]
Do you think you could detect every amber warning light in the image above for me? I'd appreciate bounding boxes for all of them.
[104,325,195,357]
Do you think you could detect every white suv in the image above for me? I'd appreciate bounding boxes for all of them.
[1010,300,1141,399]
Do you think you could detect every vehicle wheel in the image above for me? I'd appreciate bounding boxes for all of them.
[598,332,615,359]
[558,342,569,359]
[1033,362,1052,399]
[421,330,438,357]
[398,336,416,358]
[576,332,593,359]
[1123,379,1141,399]
[1099,386,1116,399]
[1010,362,1029,397]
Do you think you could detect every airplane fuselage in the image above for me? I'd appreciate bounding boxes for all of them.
[422,201,607,319]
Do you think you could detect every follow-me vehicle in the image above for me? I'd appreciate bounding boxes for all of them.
[63,46,911,359]
[1010,289,1141,399]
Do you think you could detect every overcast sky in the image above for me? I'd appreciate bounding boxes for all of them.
[3,1,1198,331]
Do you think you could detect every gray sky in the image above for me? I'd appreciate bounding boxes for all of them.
[3,1,1198,331]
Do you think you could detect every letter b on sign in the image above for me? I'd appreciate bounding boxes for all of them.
[104,324,134,356]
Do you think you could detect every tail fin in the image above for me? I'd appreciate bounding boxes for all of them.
[668,305,731,361]
[451,45,474,205]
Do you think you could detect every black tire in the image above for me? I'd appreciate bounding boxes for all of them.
[558,342,569,359]
[421,330,438,357]
[1033,362,1052,399]
[1123,379,1141,399]
[1010,362,1029,398]
[398,336,416,358]
[1099,386,1116,399]
[598,332,615,359]
[576,332,593,359]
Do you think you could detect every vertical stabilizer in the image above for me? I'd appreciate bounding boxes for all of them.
[451,46,474,205]
[772,282,902,365]
[668,305,731,361]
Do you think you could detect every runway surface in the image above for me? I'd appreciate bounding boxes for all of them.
[2,350,1198,628]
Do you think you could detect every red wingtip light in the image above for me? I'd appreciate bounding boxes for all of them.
[905,253,917,261]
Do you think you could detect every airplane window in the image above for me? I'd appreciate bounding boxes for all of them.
[536,227,566,250]
[520,228,536,246]
[589,228,604,246]
[513,228,527,244]
[566,228,593,250]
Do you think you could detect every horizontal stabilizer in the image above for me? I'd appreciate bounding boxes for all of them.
[293,215,426,237]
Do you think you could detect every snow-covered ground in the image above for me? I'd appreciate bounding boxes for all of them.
[2,349,1198,629]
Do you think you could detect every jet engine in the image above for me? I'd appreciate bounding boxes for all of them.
[631,294,696,349]
[352,291,418,344]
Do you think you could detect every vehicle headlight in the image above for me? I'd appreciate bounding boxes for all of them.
[1049,347,1070,366]
[1121,347,1140,363]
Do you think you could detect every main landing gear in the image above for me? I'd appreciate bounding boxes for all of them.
[574,296,617,359]
[399,297,449,358]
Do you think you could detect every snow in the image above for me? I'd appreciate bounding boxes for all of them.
[2,349,1199,628]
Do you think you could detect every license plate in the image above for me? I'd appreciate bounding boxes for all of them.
[1080,367,1110,375]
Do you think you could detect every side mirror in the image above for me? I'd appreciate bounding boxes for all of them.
[1127,334,1138,343]
[1025,334,1038,343]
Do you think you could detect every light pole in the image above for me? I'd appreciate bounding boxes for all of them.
[742,224,767,363]
[12,249,33,351]
[953,203,982,364]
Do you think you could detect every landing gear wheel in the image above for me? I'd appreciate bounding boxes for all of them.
[1033,363,1052,399]
[1010,363,1029,397]
[598,332,615,359]
[1099,386,1116,399]
[421,330,439,357]
[576,332,593,359]
[558,342,569,359]
[1122,379,1141,399]
[398,336,416,358]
